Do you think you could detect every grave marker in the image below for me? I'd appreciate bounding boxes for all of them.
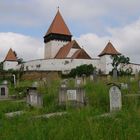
[113,69,118,79]
[27,87,43,107]
[59,87,85,106]
[120,83,128,90]
[0,83,9,99]
[75,77,82,87]
[109,85,122,112]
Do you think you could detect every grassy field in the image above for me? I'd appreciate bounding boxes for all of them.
[0,77,140,140]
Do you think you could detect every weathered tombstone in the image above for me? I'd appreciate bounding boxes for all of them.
[138,80,140,90]
[109,85,122,112]
[61,79,68,88]
[59,87,85,107]
[107,75,111,81]
[32,81,38,88]
[2,80,8,85]
[75,77,82,87]
[82,74,86,85]
[130,77,135,82]
[0,83,9,99]
[93,70,97,82]
[113,69,118,80]
[90,75,93,81]
[26,87,43,107]
[135,69,139,80]
[120,83,128,90]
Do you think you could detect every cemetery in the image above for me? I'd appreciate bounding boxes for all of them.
[0,72,140,140]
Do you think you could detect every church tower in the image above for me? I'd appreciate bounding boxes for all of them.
[3,48,18,70]
[98,41,121,74]
[44,10,72,59]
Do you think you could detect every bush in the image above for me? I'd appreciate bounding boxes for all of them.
[69,64,95,77]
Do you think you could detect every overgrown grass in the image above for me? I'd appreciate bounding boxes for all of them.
[0,77,140,140]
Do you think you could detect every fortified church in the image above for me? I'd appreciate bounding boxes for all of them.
[3,10,140,74]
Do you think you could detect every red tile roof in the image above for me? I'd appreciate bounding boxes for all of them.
[71,49,91,59]
[4,48,17,61]
[55,40,77,59]
[45,10,71,36]
[99,41,121,57]
[55,40,91,59]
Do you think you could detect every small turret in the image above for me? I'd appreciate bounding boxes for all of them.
[3,48,18,70]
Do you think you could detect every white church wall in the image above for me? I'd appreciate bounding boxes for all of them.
[44,40,69,59]
[20,59,100,73]
[3,61,18,70]
[99,55,113,74]
[124,63,140,74]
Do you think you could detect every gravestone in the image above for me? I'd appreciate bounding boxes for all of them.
[90,75,93,81]
[138,80,140,90]
[107,75,111,81]
[113,69,118,79]
[75,77,83,87]
[0,83,9,99]
[109,85,122,112]
[130,77,135,82]
[26,87,43,107]
[59,87,85,107]
[120,83,128,90]
[135,69,139,80]
[93,70,98,82]
[82,74,86,85]
[32,81,38,88]
[61,79,68,88]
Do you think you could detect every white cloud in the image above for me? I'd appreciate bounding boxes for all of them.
[0,0,140,27]
[77,18,140,63]
[0,32,43,61]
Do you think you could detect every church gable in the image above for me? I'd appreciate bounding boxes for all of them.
[55,40,91,59]
[71,49,91,59]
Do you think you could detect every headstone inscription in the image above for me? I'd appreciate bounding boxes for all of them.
[26,87,43,107]
[120,83,128,90]
[109,85,122,112]
[0,82,9,99]
[59,87,85,106]
[75,77,82,87]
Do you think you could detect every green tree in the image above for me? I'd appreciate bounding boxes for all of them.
[111,55,131,75]
[69,64,95,77]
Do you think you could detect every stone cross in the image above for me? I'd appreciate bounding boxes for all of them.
[109,85,122,112]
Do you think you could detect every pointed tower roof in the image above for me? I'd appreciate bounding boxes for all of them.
[45,10,71,36]
[98,41,121,57]
[4,48,17,61]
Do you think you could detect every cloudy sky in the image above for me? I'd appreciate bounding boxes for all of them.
[0,0,140,63]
